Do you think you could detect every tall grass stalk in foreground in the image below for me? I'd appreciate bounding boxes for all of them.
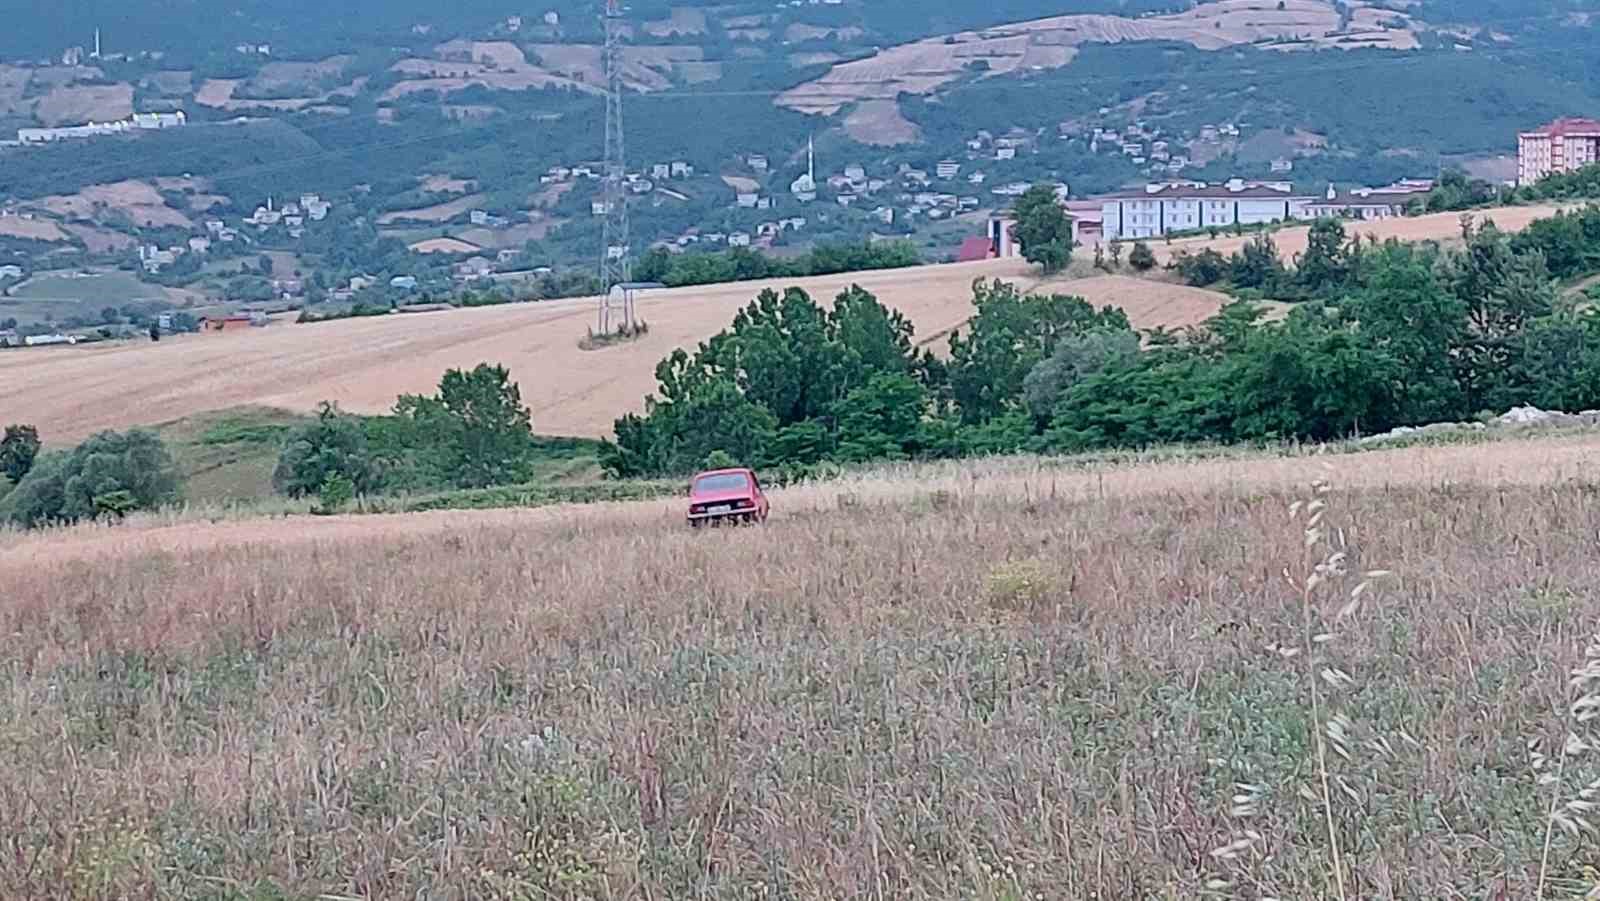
[1535,631,1600,899]
[1212,478,1390,900]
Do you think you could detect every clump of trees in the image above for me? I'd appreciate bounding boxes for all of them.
[604,204,1600,476]
[633,240,920,289]
[0,429,182,528]
[274,364,542,507]
[1011,183,1074,274]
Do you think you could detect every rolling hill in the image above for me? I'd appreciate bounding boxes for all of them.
[0,256,1239,445]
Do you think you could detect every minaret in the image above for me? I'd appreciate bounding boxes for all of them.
[93,28,101,59]
[807,134,815,183]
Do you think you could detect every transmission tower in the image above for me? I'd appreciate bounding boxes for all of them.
[598,0,632,333]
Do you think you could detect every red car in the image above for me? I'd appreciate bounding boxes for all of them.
[686,467,770,526]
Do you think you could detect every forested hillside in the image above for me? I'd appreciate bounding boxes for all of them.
[2,0,1596,325]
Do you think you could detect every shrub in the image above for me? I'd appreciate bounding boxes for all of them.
[273,403,380,498]
[1,424,41,484]
[0,429,181,528]
[1128,241,1157,272]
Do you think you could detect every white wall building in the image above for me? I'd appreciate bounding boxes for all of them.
[1099,179,1317,240]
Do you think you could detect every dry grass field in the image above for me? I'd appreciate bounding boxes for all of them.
[31,84,134,126]
[4,433,1600,897]
[780,0,1414,114]
[1154,202,1578,266]
[33,180,195,230]
[0,258,1234,445]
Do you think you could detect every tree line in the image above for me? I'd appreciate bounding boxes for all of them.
[632,240,921,289]
[603,206,1600,478]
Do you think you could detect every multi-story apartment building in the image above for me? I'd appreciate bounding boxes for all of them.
[1099,179,1316,241]
[1518,118,1600,186]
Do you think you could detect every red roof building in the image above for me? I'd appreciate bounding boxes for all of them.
[1518,117,1600,186]
[956,235,994,262]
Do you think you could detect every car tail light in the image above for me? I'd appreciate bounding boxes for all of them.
[734,499,751,509]
[690,504,704,514]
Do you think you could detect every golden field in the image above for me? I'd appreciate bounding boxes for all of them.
[3,433,1600,896]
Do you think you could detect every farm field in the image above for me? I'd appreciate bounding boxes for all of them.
[3,432,1599,896]
[1153,202,1576,265]
[5,268,167,302]
[779,0,1415,113]
[0,200,1572,446]
[0,257,1233,444]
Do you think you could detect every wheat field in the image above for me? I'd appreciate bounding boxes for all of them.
[4,433,1600,897]
[0,258,1238,445]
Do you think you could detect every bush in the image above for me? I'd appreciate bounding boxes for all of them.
[1,424,40,484]
[1174,248,1229,287]
[1128,241,1157,272]
[0,429,181,528]
[273,403,380,498]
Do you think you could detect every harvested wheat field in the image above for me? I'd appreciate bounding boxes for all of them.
[1155,202,1576,265]
[0,258,1233,445]
[4,433,1600,897]
[780,0,1412,113]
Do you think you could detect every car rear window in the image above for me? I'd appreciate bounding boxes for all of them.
[693,473,749,493]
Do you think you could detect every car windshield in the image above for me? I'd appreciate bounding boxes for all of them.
[693,473,749,494]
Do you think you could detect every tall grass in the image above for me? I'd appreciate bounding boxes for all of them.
[3,445,1600,897]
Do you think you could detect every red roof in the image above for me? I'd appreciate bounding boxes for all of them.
[1528,117,1600,137]
[956,235,993,262]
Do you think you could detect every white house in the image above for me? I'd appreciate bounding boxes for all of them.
[1098,179,1317,240]
[936,159,960,179]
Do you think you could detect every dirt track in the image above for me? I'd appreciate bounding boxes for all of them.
[0,258,1234,444]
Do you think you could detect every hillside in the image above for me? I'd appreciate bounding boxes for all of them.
[3,197,1573,447]
[0,256,1240,444]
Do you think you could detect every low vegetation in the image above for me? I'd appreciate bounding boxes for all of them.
[5,440,1600,896]
[607,204,1600,477]
[0,428,181,527]
[632,239,921,289]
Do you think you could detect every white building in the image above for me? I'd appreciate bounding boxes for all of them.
[790,136,817,202]
[1304,180,1433,221]
[1099,179,1317,240]
[936,159,960,179]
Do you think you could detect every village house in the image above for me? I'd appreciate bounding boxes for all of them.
[747,154,769,172]
[670,162,693,178]
[454,256,494,281]
[188,237,211,254]
[936,159,961,179]
[728,232,751,247]
[736,192,759,208]
[390,275,418,290]
[651,163,671,179]
[0,264,24,279]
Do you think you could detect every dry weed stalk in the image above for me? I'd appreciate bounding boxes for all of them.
[1534,631,1600,900]
[1209,477,1391,901]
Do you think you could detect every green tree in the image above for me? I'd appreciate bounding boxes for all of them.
[0,429,181,528]
[947,279,1130,423]
[1011,183,1073,274]
[1295,218,1350,296]
[1022,329,1142,422]
[1128,241,1156,272]
[1230,233,1286,292]
[273,403,380,498]
[394,363,536,489]
[0,424,40,484]
[1174,249,1228,286]
[832,372,928,462]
